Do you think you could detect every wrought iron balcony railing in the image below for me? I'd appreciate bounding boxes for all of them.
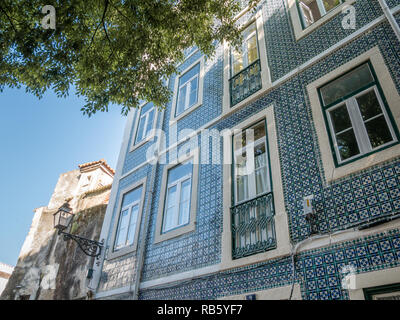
[229,59,262,106]
[231,192,276,259]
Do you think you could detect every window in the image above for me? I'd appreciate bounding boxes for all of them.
[154,149,199,243]
[297,0,343,28]
[233,120,271,203]
[114,185,143,250]
[364,283,400,300]
[162,160,193,233]
[134,102,155,145]
[176,63,200,117]
[230,22,262,106]
[231,120,275,259]
[231,22,259,76]
[319,62,398,166]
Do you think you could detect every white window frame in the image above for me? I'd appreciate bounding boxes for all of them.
[130,102,159,152]
[222,7,271,114]
[170,57,205,122]
[162,169,192,233]
[108,177,147,260]
[307,46,400,182]
[154,148,200,244]
[287,0,355,41]
[326,85,398,165]
[114,198,140,251]
[135,104,155,144]
[176,71,199,116]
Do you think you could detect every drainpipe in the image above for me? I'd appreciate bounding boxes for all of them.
[377,0,400,43]
[131,108,165,300]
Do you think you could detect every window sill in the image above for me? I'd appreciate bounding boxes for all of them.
[129,134,157,153]
[107,246,136,261]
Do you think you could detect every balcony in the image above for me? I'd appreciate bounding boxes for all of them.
[231,192,276,259]
[229,59,262,106]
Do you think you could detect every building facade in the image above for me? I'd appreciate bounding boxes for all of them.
[90,0,400,300]
[0,263,14,296]
[1,160,114,300]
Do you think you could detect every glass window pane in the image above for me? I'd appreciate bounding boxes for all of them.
[188,77,198,107]
[141,102,154,113]
[179,63,200,86]
[364,116,393,148]
[320,64,374,106]
[336,129,360,161]
[163,207,176,232]
[180,179,192,202]
[243,22,256,39]
[323,0,341,12]
[255,168,267,195]
[232,49,243,75]
[168,161,193,184]
[299,0,321,26]
[122,186,143,207]
[145,109,154,137]
[356,90,383,121]
[247,35,258,65]
[126,205,139,245]
[135,116,146,143]
[255,143,268,195]
[176,84,187,115]
[115,209,129,248]
[236,175,249,202]
[329,104,352,133]
[178,200,190,226]
[166,185,177,209]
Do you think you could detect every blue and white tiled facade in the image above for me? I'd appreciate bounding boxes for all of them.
[94,0,400,300]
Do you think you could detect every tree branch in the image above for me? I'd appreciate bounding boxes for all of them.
[0,5,17,32]
[88,0,110,50]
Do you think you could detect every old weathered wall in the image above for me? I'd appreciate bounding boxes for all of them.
[1,186,110,300]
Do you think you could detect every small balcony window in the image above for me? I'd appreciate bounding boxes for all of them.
[230,22,262,106]
[231,120,276,259]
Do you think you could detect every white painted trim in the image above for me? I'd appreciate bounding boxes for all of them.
[139,264,221,290]
[348,266,400,300]
[219,284,302,300]
[95,285,132,299]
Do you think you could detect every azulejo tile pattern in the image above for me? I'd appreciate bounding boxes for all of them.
[138,229,400,300]
[99,0,400,299]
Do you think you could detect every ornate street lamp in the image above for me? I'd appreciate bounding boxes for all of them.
[53,202,103,258]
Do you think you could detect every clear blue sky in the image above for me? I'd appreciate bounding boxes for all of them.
[0,87,127,266]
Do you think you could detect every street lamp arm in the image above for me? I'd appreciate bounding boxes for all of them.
[59,231,104,258]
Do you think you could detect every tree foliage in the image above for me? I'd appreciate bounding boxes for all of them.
[0,0,257,116]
